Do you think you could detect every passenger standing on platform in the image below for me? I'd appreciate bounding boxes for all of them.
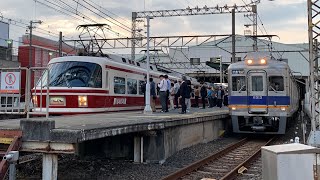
[158,75,168,112]
[141,76,147,105]
[200,82,207,109]
[217,86,224,108]
[194,86,200,108]
[186,80,192,112]
[173,80,180,109]
[150,78,156,112]
[212,87,218,107]
[169,83,175,110]
[164,75,171,112]
[207,87,214,108]
[179,76,188,114]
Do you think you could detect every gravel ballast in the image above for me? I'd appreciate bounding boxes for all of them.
[17,137,240,180]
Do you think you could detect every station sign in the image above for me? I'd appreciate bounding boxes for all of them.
[0,72,20,93]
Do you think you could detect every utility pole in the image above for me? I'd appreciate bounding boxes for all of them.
[232,9,236,63]
[28,20,42,67]
[59,31,63,57]
[143,16,152,114]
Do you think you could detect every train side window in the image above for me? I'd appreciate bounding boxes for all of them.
[122,58,127,63]
[251,76,263,91]
[114,77,126,94]
[127,78,137,94]
[137,62,140,66]
[269,76,284,91]
[232,76,246,91]
[139,80,145,95]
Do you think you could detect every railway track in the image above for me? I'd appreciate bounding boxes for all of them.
[163,137,274,180]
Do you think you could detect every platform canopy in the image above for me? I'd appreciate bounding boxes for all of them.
[205,61,230,72]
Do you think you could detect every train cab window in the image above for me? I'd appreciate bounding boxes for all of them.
[232,76,246,91]
[251,76,263,91]
[114,77,126,94]
[269,76,284,91]
[150,66,153,70]
[122,58,127,63]
[44,61,102,88]
[127,78,137,94]
[139,80,145,95]
[137,62,140,67]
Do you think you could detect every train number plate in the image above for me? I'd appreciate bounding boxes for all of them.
[253,96,262,99]
[50,96,66,106]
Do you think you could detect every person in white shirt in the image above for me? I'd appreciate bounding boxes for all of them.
[158,75,168,112]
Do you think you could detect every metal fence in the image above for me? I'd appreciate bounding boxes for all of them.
[0,67,49,119]
[27,67,49,119]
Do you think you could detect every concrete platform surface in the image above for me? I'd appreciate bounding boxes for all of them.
[0,107,229,143]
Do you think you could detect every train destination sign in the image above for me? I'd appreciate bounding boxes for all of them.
[0,72,20,93]
[232,70,245,74]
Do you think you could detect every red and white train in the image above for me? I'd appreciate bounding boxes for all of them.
[32,54,198,114]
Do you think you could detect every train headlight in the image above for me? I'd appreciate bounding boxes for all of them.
[78,95,88,107]
[247,59,253,65]
[32,96,38,106]
[281,107,286,111]
[231,106,236,110]
[260,59,266,64]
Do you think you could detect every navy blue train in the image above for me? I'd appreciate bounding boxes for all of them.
[228,52,300,134]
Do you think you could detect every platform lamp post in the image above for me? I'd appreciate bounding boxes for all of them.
[144,16,153,114]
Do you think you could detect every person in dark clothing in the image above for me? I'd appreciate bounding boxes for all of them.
[212,87,217,107]
[217,86,225,108]
[150,78,156,112]
[164,75,171,112]
[141,77,147,105]
[200,82,207,109]
[185,79,192,112]
[179,76,189,114]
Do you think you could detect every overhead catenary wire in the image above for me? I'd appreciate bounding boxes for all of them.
[35,0,127,38]
[72,0,132,33]
[85,0,132,25]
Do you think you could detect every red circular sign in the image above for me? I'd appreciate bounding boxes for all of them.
[5,73,16,85]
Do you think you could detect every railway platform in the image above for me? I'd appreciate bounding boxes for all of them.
[0,107,229,179]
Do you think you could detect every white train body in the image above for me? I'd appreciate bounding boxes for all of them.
[228,52,300,134]
[33,55,198,114]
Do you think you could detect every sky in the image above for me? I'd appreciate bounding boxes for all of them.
[0,0,309,54]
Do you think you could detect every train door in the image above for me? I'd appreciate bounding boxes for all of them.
[247,70,268,114]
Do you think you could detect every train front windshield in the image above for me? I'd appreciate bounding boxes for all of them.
[38,61,102,88]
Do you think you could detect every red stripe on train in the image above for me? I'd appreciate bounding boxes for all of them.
[33,89,109,94]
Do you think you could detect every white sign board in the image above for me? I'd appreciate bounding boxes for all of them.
[0,72,20,93]
[0,21,9,48]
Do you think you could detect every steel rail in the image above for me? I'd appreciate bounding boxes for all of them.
[220,137,275,180]
[162,138,248,180]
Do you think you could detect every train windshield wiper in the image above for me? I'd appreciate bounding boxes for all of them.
[238,85,246,93]
[269,86,277,93]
